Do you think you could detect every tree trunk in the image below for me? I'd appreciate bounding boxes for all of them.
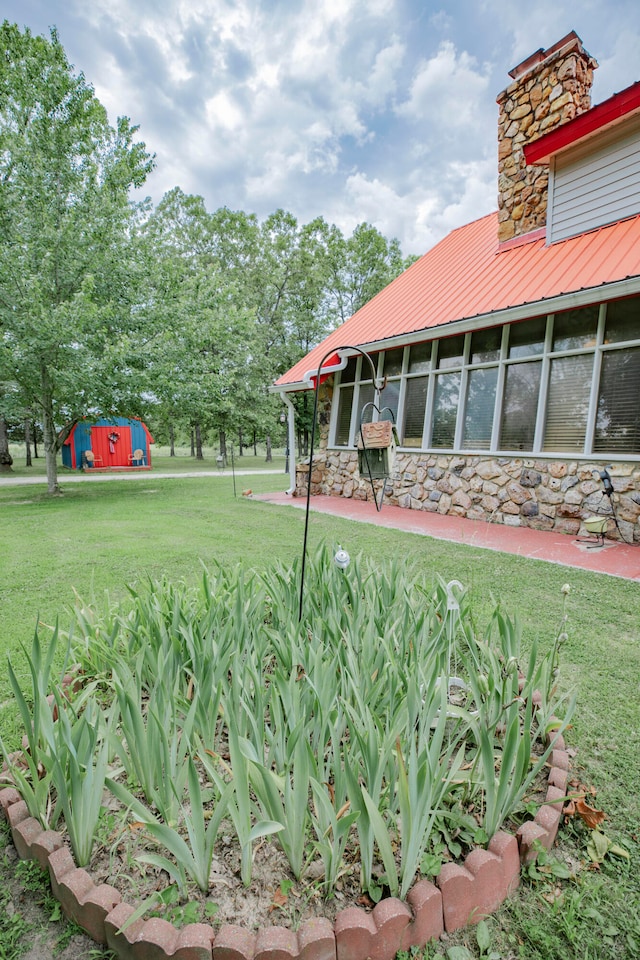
[265,434,272,462]
[238,429,243,457]
[195,422,204,460]
[253,429,257,456]
[190,428,195,457]
[0,417,13,472]
[219,429,227,460]
[40,367,61,494]
[169,422,175,456]
[24,418,32,466]
[32,422,39,458]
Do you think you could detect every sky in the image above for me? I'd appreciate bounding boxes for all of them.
[4,0,640,255]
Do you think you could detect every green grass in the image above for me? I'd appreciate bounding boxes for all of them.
[0,471,639,958]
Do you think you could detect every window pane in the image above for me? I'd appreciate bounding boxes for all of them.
[552,306,599,351]
[594,347,640,454]
[499,361,542,450]
[402,377,428,447]
[508,317,546,358]
[543,355,593,452]
[340,357,358,383]
[462,367,498,449]
[437,335,464,369]
[382,348,403,377]
[470,328,501,364]
[605,296,640,344]
[335,386,353,445]
[432,372,460,448]
[408,342,431,373]
[357,383,375,425]
[380,379,400,424]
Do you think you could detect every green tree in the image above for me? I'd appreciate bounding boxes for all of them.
[0,22,153,492]
[141,190,261,455]
[325,222,417,325]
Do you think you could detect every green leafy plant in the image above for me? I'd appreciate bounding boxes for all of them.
[47,695,112,867]
[107,756,232,894]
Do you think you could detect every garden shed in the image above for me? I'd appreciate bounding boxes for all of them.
[62,417,153,471]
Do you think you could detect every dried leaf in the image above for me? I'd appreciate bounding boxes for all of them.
[357,893,375,908]
[575,798,606,829]
[269,887,288,911]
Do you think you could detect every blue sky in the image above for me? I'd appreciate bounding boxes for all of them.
[4,0,639,254]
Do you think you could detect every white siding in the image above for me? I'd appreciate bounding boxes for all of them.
[548,118,640,243]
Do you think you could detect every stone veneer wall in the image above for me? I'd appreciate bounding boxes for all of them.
[496,33,598,243]
[296,450,640,544]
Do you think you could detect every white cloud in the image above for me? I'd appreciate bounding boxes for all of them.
[396,41,491,127]
[341,157,496,255]
[6,0,638,259]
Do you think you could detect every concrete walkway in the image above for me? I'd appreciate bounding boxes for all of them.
[0,468,283,486]
[254,491,640,582]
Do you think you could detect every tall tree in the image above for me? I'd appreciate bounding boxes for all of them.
[325,222,418,326]
[0,22,153,492]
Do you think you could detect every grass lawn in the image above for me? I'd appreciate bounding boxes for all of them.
[0,469,638,959]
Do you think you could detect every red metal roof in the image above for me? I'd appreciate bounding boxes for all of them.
[275,210,640,388]
[525,81,640,165]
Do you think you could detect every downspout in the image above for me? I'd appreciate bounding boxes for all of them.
[283,393,297,495]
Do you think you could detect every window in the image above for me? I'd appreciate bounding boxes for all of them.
[463,367,498,449]
[508,317,546,358]
[335,385,354,445]
[605,297,640,344]
[402,377,428,446]
[543,355,594,452]
[340,357,358,383]
[499,361,542,451]
[357,382,375,424]
[552,306,599,351]
[432,372,460,448]
[437,335,465,369]
[382,348,403,377]
[594,347,640,454]
[381,379,400,424]
[470,328,501,364]
[330,294,640,459]
[408,342,431,373]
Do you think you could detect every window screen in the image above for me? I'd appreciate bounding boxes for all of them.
[335,385,353,445]
[432,372,460,448]
[594,347,640,454]
[402,377,428,447]
[462,367,498,449]
[499,361,542,450]
[543,355,593,451]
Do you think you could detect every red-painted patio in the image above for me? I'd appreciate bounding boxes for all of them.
[255,492,640,582]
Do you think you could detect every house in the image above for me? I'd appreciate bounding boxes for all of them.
[62,416,153,470]
[272,32,640,544]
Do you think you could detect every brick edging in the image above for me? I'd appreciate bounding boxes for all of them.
[0,726,571,960]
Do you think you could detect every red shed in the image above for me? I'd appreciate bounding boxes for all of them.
[62,417,154,470]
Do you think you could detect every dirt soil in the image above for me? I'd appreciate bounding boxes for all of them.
[4,838,111,960]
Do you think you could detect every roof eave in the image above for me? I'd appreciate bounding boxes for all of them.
[271,272,640,392]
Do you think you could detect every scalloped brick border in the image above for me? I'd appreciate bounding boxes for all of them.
[1,724,571,960]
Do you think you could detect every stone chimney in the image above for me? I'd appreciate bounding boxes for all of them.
[496,32,598,243]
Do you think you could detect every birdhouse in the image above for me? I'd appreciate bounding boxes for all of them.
[357,420,396,480]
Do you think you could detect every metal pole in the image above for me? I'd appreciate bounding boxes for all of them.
[298,345,384,622]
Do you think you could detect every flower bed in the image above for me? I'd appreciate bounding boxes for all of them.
[0,547,574,959]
